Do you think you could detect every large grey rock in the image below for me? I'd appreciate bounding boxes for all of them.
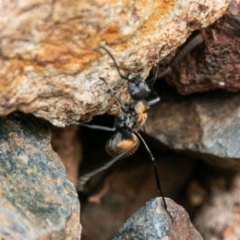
[146,91,240,168]
[0,113,81,239]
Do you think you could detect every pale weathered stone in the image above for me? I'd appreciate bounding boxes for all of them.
[0,0,230,126]
[0,113,81,239]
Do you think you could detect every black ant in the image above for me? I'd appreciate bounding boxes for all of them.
[74,33,204,211]
[76,46,168,207]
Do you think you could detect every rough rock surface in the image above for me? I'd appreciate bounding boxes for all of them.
[0,0,230,126]
[114,198,203,240]
[163,0,240,95]
[0,113,81,239]
[146,90,240,168]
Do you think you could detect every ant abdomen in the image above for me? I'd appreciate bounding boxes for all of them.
[105,132,140,158]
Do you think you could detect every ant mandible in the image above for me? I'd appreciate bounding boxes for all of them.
[75,34,204,211]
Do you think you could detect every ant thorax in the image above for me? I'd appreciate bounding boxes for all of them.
[114,100,149,133]
[114,112,135,132]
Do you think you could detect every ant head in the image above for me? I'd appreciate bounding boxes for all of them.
[95,46,151,100]
[127,75,151,100]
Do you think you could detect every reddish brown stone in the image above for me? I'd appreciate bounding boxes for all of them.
[164,0,240,95]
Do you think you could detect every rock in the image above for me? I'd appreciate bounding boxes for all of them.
[51,125,82,187]
[192,168,240,240]
[146,90,240,168]
[163,0,240,95]
[0,0,230,126]
[0,112,81,239]
[114,198,203,240]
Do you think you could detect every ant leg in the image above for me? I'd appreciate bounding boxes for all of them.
[156,67,171,79]
[95,46,129,81]
[153,46,164,81]
[77,141,138,191]
[135,132,168,210]
[148,96,160,106]
[79,122,116,132]
[149,33,204,85]
[100,77,129,113]
[69,121,116,132]
[147,46,164,86]
[170,33,204,69]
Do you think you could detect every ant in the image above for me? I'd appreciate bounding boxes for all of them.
[74,33,204,211]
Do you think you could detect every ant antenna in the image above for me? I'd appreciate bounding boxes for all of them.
[100,77,129,113]
[147,47,163,91]
[135,132,167,210]
[95,46,129,81]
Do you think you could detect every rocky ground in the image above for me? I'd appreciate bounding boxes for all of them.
[0,0,240,239]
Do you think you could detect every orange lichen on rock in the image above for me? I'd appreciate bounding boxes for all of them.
[0,0,231,126]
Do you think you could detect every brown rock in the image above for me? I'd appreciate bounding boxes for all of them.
[114,198,203,240]
[163,0,240,95]
[0,0,230,126]
[0,112,81,239]
[51,125,82,187]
